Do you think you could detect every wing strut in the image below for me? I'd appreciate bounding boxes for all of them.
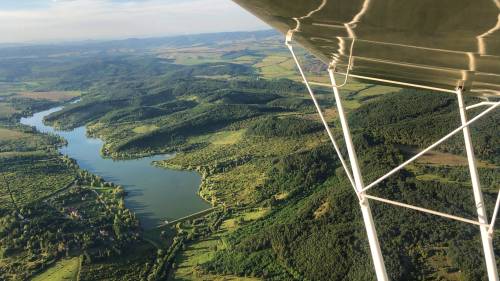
[287,31,390,281]
[287,33,500,281]
[456,86,499,280]
[286,32,357,193]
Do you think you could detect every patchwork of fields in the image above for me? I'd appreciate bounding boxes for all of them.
[0,30,498,281]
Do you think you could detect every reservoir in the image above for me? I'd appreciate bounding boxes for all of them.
[20,106,210,229]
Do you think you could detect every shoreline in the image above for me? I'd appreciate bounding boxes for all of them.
[21,103,210,230]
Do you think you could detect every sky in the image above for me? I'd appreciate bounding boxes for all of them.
[0,0,268,44]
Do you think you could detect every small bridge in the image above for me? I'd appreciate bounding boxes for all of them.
[155,207,218,229]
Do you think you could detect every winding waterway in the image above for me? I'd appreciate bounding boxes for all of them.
[20,106,210,229]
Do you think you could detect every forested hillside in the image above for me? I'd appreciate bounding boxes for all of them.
[0,32,498,281]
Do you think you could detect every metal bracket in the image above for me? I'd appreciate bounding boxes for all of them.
[285,31,357,192]
[488,191,500,237]
[328,37,356,88]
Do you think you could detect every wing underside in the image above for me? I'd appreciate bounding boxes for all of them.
[233,0,500,96]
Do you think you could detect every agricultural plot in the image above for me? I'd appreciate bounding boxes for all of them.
[188,130,246,146]
[31,257,81,281]
[133,124,159,134]
[169,208,269,281]
[0,103,18,119]
[16,91,80,102]
[255,55,297,79]
[0,158,77,209]
[0,128,27,141]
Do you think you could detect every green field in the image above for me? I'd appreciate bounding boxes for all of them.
[17,91,80,102]
[0,103,18,118]
[0,158,77,207]
[31,257,81,281]
[132,124,159,134]
[189,130,246,146]
[168,208,269,281]
[255,55,297,79]
[0,128,27,140]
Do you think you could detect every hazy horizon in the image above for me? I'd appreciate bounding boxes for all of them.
[0,29,275,47]
[0,0,268,44]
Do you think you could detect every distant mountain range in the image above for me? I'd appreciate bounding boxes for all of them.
[0,30,279,59]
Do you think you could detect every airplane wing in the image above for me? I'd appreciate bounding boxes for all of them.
[233,0,500,96]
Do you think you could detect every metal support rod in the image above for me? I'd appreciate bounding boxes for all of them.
[467,101,498,110]
[286,39,357,191]
[361,101,500,193]
[365,195,489,227]
[328,68,389,281]
[456,87,499,281]
[348,73,458,94]
[489,191,500,236]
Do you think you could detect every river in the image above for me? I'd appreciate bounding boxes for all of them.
[20,106,210,229]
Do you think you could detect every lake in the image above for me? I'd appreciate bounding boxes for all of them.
[20,106,210,229]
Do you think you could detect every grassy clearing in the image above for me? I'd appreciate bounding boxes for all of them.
[155,46,225,65]
[259,64,296,79]
[170,236,260,281]
[254,56,290,68]
[156,46,215,57]
[17,91,80,102]
[303,108,337,122]
[0,82,34,95]
[417,150,469,166]
[234,55,260,64]
[31,257,80,281]
[300,75,330,84]
[277,58,296,70]
[426,247,464,281]
[133,124,158,134]
[400,146,495,168]
[341,99,362,110]
[177,95,199,102]
[406,164,485,187]
[222,208,270,232]
[178,238,218,268]
[201,162,267,206]
[210,130,245,145]
[340,82,372,92]
[173,53,223,65]
[0,128,27,140]
[195,75,232,80]
[0,103,18,118]
[242,208,269,221]
[274,192,289,201]
[0,150,47,158]
[358,85,400,97]
[170,208,269,280]
[313,201,330,219]
[188,130,246,146]
[304,80,371,91]
[415,173,463,184]
[255,55,296,79]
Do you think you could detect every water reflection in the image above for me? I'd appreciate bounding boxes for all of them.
[20,106,210,229]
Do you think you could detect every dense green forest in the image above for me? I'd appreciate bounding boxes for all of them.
[0,31,498,281]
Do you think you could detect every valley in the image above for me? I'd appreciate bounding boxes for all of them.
[0,31,498,281]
